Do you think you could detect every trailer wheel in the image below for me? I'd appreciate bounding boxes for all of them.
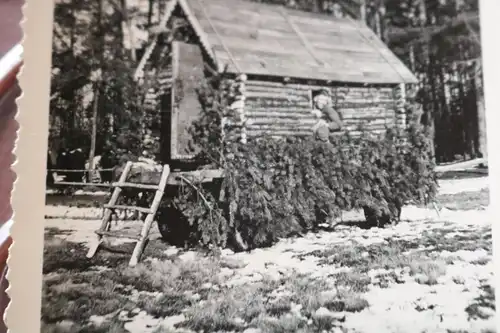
[363,204,402,228]
[363,206,391,228]
[156,204,193,247]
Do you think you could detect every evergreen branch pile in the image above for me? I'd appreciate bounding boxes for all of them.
[161,75,438,251]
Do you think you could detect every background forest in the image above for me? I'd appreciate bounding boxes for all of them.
[48,0,483,168]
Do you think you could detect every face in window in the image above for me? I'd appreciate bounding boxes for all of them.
[314,94,330,110]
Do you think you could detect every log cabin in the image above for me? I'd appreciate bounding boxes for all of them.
[133,0,418,167]
[0,0,23,330]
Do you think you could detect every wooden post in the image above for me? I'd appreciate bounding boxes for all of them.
[374,9,382,38]
[409,45,416,72]
[230,74,247,144]
[474,60,487,159]
[395,83,407,130]
[359,0,366,23]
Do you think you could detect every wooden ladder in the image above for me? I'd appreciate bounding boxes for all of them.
[86,161,171,266]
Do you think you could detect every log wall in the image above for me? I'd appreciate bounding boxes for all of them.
[243,80,403,138]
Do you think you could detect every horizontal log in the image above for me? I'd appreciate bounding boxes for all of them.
[247,130,312,137]
[53,181,112,187]
[246,100,313,108]
[345,124,393,132]
[337,96,394,103]
[245,110,396,120]
[247,124,313,130]
[48,168,115,173]
[337,102,395,109]
[104,205,153,214]
[245,85,395,103]
[245,128,390,138]
[168,169,225,185]
[245,83,311,95]
[246,80,397,91]
[112,182,159,190]
[247,118,316,126]
[246,105,313,112]
[245,117,395,127]
[346,119,395,126]
[246,111,313,118]
[342,113,395,120]
[246,86,313,96]
[340,107,395,114]
[245,91,311,100]
[95,231,141,240]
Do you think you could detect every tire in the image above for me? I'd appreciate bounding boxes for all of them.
[156,204,193,247]
[363,206,391,228]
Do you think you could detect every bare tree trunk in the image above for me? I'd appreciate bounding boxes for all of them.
[420,0,436,161]
[312,0,323,13]
[89,84,100,171]
[121,0,136,62]
[409,45,416,71]
[359,0,366,23]
[147,0,154,27]
[374,9,381,38]
[475,60,487,159]
[89,0,105,173]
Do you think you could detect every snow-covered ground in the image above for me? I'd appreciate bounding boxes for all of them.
[42,176,495,333]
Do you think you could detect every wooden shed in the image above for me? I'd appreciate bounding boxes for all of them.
[134,0,418,165]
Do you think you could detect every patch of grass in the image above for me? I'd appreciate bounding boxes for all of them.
[452,276,466,285]
[324,290,369,313]
[266,297,292,316]
[137,292,191,318]
[470,257,490,266]
[101,255,221,294]
[342,293,369,312]
[41,272,130,324]
[409,259,447,285]
[435,189,489,211]
[41,320,126,333]
[43,239,98,274]
[43,237,138,273]
[281,274,369,316]
[309,241,424,275]
[286,275,333,315]
[152,327,178,333]
[331,271,371,292]
[465,284,496,321]
[252,314,307,333]
[42,237,224,327]
[394,228,492,255]
[182,283,272,331]
[45,227,74,237]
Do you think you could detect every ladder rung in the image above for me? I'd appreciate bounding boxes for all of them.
[104,204,153,214]
[112,182,160,190]
[96,230,141,240]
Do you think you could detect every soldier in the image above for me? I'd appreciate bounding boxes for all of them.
[312,89,343,142]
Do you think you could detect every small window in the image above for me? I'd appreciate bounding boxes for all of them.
[311,89,332,111]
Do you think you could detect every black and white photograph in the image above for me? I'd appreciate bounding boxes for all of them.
[42,0,493,332]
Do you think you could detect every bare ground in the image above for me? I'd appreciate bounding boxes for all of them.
[41,176,494,333]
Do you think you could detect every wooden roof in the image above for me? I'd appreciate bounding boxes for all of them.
[139,0,418,84]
